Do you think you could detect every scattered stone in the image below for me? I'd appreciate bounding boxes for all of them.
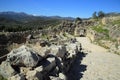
[59,73,66,80]
[35,66,43,72]
[0,61,17,78]
[20,67,32,75]
[26,34,34,40]
[40,40,48,47]
[47,57,56,63]
[49,76,61,80]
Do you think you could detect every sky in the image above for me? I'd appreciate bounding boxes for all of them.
[0,0,120,18]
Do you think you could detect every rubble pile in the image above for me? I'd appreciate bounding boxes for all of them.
[0,39,82,80]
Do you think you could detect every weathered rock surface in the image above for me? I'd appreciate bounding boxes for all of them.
[8,73,25,80]
[49,76,61,80]
[0,61,17,78]
[66,43,79,58]
[7,45,41,67]
[59,73,66,80]
[20,67,32,75]
[26,70,43,80]
[49,45,67,58]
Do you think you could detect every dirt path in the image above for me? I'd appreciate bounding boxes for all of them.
[76,37,120,80]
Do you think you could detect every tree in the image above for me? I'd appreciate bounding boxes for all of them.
[92,12,98,19]
[98,11,105,18]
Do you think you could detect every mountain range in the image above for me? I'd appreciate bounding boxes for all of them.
[0,11,74,22]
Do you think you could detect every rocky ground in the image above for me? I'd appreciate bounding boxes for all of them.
[76,37,120,80]
[0,35,120,80]
[0,34,83,80]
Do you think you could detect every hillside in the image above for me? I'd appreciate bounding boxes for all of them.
[0,11,74,32]
[88,14,120,55]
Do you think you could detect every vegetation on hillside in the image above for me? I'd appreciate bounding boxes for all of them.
[0,17,61,32]
[0,12,74,32]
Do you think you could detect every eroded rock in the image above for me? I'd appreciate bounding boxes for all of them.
[8,73,25,80]
[7,45,41,67]
[26,70,43,80]
[0,61,17,78]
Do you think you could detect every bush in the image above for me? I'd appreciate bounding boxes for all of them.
[92,25,109,33]
[92,25,110,40]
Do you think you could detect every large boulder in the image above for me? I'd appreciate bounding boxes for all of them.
[6,45,41,67]
[0,61,17,78]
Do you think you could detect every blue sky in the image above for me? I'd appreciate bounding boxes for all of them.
[0,0,120,18]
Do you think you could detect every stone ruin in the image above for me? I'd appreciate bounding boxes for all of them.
[0,37,83,80]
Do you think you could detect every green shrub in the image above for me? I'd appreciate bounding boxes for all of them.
[92,25,109,33]
[92,25,110,39]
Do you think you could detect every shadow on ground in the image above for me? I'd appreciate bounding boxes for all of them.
[66,52,87,80]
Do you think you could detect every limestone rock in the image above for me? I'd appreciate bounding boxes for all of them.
[7,45,41,67]
[66,43,78,58]
[59,73,66,80]
[35,66,43,72]
[49,76,61,80]
[26,34,34,40]
[8,73,25,80]
[38,46,50,57]
[75,42,82,51]
[49,45,67,58]
[40,40,48,47]
[20,67,32,75]
[26,70,43,80]
[0,61,17,78]
[47,57,56,63]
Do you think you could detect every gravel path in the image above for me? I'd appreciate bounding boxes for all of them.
[76,37,120,80]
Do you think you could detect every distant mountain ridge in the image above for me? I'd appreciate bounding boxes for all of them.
[105,12,120,17]
[0,11,75,32]
[0,11,75,22]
